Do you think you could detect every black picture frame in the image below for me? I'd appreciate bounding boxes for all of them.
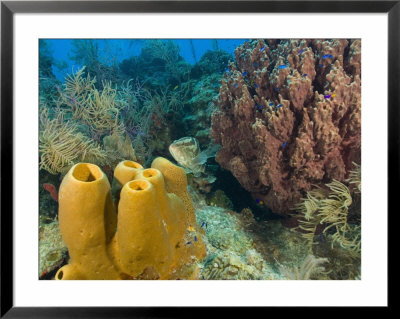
[1,0,395,317]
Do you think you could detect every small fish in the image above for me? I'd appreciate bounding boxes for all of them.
[256,199,264,205]
[173,85,179,90]
[253,62,258,67]
[269,102,274,106]
[194,236,198,242]
[303,74,308,77]
[274,87,279,92]
[258,105,263,110]
[324,94,332,99]
[187,226,196,232]
[242,72,248,76]
[254,83,259,88]
[260,46,265,52]
[234,83,238,88]
[331,93,336,97]
[278,65,288,69]
[43,183,58,202]
[298,49,304,54]
[276,104,283,108]
[322,54,333,59]
[319,64,324,67]
[201,221,206,228]
[225,68,229,72]
[186,241,192,245]
[282,141,287,149]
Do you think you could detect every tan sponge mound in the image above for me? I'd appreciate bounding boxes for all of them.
[55,157,206,280]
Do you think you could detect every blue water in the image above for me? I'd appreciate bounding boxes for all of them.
[42,39,248,81]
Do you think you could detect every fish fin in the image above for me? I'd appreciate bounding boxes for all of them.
[192,144,221,166]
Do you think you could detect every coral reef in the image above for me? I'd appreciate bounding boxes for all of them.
[183,73,222,148]
[39,221,68,278]
[211,39,361,215]
[55,158,206,280]
[190,50,232,79]
[195,205,283,280]
[38,39,362,281]
[69,40,119,88]
[120,40,191,91]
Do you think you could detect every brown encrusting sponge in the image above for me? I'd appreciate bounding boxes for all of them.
[55,158,206,280]
[211,39,361,215]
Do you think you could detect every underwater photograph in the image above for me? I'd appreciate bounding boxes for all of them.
[38,39,361,280]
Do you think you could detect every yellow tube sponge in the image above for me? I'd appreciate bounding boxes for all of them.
[135,168,186,249]
[151,157,196,225]
[117,179,172,278]
[111,160,143,205]
[151,157,207,263]
[56,163,121,280]
[56,158,206,280]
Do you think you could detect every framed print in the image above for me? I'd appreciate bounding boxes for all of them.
[1,0,395,316]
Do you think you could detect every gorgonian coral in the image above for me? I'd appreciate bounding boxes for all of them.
[293,175,361,256]
[211,39,361,215]
[39,108,107,174]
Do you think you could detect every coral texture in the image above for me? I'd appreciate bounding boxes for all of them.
[39,221,67,278]
[55,158,206,280]
[211,39,361,214]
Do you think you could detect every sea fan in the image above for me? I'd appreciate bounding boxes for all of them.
[39,110,107,174]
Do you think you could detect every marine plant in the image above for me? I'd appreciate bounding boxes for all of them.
[39,107,107,174]
[347,162,361,194]
[39,67,141,175]
[57,66,125,142]
[293,163,361,256]
[276,254,329,280]
[69,39,119,87]
[143,40,184,81]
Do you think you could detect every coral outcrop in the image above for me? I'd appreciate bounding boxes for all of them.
[211,39,361,215]
[55,157,206,280]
